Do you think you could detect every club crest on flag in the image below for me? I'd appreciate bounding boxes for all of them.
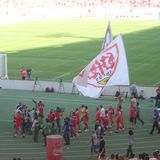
[88,43,119,88]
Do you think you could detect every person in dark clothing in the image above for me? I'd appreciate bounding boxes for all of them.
[134,102,144,126]
[149,110,160,134]
[63,117,70,145]
[98,136,105,158]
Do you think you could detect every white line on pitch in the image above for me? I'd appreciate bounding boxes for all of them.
[52,73,70,80]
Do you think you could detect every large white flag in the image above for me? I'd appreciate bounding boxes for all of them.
[73,34,130,98]
[73,21,113,87]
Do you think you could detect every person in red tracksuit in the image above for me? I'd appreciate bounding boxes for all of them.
[129,105,136,129]
[103,110,109,133]
[84,106,89,132]
[47,109,54,122]
[116,105,124,132]
[108,105,115,127]
[75,108,80,132]
[14,112,22,137]
[116,109,122,132]
[55,107,62,134]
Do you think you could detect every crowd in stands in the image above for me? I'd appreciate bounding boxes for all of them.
[54,0,160,8]
[0,0,159,21]
[0,0,160,9]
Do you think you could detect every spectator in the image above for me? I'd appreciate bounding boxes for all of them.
[20,66,26,80]
[152,150,160,160]
[149,110,160,134]
[98,136,105,158]
[110,153,115,160]
[89,130,97,157]
[126,130,134,158]
[26,68,32,80]
[134,102,144,126]
[98,148,107,160]
[138,90,145,100]
[63,117,70,145]
[130,83,138,98]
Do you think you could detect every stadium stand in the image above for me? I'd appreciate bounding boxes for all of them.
[0,0,160,22]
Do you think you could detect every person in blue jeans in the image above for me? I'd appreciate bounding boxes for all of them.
[63,117,70,145]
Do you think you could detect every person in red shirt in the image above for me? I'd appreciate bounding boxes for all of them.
[96,107,101,124]
[116,108,122,132]
[14,112,22,137]
[155,86,160,107]
[115,105,124,133]
[103,110,109,133]
[108,105,115,127]
[47,109,54,122]
[71,112,77,137]
[129,105,136,129]
[20,66,27,80]
[75,108,80,132]
[84,106,89,132]
[55,107,62,134]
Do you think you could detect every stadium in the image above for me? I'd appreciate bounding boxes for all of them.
[0,0,160,160]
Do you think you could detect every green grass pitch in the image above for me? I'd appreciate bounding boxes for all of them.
[0,89,160,160]
[0,19,160,86]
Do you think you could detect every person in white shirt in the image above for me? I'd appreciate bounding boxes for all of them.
[100,105,105,120]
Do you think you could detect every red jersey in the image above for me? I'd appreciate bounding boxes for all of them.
[108,106,114,116]
[47,113,53,121]
[52,112,55,119]
[117,110,121,122]
[15,113,22,132]
[21,68,26,77]
[72,116,77,128]
[84,109,89,120]
[96,111,101,122]
[130,105,135,118]
[55,111,61,119]
[103,114,109,129]
[75,111,80,123]
[15,114,21,124]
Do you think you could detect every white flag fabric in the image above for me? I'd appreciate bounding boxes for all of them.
[73,21,113,87]
[101,20,113,51]
[73,34,130,98]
